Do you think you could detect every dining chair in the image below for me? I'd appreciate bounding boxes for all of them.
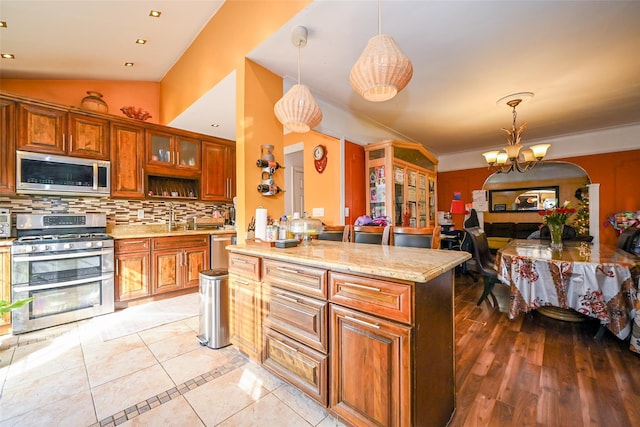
[351,225,391,245]
[317,225,350,242]
[464,226,501,308]
[431,225,442,249]
[391,226,435,248]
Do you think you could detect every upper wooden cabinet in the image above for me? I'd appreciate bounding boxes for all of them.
[365,140,438,229]
[202,140,236,202]
[111,122,145,198]
[0,99,15,195]
[145,129,200,177]
[17,103,110,159]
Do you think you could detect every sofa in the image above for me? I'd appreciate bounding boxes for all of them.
[482,222,542,252]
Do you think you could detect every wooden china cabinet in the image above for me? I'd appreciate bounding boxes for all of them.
[365,140,438,229]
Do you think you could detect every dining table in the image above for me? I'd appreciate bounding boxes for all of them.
[496,239,640,350]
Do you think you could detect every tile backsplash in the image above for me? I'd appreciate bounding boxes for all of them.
[0,195,231,227]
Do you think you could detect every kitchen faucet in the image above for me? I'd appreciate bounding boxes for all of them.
[168,202,174,231]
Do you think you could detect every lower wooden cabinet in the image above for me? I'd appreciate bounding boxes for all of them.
[114,238,151,303]
[152,236,209,294]
[229,272,262,360]
[0,246,11,335]
[329,304,411,427]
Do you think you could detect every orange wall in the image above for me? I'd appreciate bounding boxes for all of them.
[284,131,342,225]
[160,0,311,124]
[235,59,285,243]
[0,80,160,124]
[437,149,640,246]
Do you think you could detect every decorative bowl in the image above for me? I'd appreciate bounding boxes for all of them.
[120,106,152,121]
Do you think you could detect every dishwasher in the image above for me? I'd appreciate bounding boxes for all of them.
[211,233,236,269]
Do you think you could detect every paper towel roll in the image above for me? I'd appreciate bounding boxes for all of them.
[255,207,268,241]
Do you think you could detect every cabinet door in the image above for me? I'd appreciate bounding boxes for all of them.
[111,122,145,198]
[330,304,411,427]
[0,99,15,195]
[115,251,150,301]
[0,247,11,334]
[68,113,109,159]
[201,141,230,201]
[17,103,67,154]
[183,246,209,288]
[229,273,261,360]
[152,249,182,294]
[176,136,200,171]
[146,130,173,166]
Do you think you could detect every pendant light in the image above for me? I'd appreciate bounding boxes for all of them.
[349,0,413,102]
[274,26,322,133]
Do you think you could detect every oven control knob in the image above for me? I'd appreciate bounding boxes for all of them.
[29,245,37,253]
[95,241,103,247]
[63,243,72,249]
[42,245,51,251]
[86,242,93,248]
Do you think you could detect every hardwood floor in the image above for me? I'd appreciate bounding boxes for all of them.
[449,276,640,427]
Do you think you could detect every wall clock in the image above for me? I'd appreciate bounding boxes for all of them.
[313,144,328,173]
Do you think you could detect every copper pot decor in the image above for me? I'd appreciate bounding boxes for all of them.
[81,91,108,113]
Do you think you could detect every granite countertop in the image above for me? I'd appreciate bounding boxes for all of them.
[227,240,471,283]
[108,224,236,239]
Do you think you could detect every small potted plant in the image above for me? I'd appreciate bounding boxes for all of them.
[0,298,34,352]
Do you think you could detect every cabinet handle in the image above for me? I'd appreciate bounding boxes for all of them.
[275,340,299,353]
[232,258,251,264]
[115,260,119,276]
[62,134,66,150]
[345,315,381,329]
[176,151,179,165]
[275,293,298,303]
[341,281,381,292]
[69,134,73,149]
[235,279,250,285]
[276,266,300,275]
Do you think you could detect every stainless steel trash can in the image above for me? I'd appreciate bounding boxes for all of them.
[197,269,230,349]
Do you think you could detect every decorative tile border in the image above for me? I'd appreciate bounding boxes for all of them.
[90,346,248,427]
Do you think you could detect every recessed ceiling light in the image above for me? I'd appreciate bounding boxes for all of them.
[0,21,7,28]
[149,10,161,18]
[135,39,147,45]
[1,53,15,59]
[211,124,220,128]
[124,62,134,67]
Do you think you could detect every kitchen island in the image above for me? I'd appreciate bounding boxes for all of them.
[227,240,470,427]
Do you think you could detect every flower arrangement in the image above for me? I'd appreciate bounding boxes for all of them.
[538,200,576,226]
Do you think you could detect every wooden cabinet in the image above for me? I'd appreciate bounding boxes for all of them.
[114,238,151,304]
[17,103,110,159]
[0,99,15,195]
[145,129,200,176]
[201,140,235,202]
[329,304,411,427]
[111,122,145,198]
[365,140,438,228]
[229,253,262,361]
[0,246,11,335]
[151,235,209,294]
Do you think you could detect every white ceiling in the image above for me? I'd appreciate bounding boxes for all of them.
[2,1,639,157]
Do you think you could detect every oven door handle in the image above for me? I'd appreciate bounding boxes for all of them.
[12,248,113,262]
[13,273,114,292]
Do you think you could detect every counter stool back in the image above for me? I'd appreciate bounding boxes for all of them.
[318,225,350,242]
[351,225,391,245]
[391,226,437,249]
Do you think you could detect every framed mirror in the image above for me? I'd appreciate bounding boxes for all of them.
[488,185,559,212]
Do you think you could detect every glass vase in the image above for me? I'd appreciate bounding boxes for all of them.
[548,222,564,250]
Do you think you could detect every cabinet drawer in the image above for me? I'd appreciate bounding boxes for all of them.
[263,284,328,353]
[115,238,150,253]
[262,326,328,406]
[152,235,209,250]
[263,259,327,299]
[329,272,413,324]
[229,253,261,281]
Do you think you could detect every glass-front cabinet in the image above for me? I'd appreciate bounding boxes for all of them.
[146,129,200,172]
[365,140,438,229]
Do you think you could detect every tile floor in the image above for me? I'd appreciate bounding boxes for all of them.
[0,298,345,427]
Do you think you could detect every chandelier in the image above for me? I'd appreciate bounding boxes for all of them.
[349,0,413,102]
[482,92,550,173]
[274,26,322,133]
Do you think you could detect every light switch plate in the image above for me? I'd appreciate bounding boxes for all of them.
[137,209,145,219]
[312,208,324,217]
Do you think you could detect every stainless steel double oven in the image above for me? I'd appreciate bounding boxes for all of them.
[11,213,114,334]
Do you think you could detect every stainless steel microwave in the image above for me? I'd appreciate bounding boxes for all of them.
[16,150,110,197]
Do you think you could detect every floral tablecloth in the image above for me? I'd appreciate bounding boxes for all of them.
[496,240,640,349]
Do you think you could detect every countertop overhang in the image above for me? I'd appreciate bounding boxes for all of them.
[108,224,236,239]
[227,240,471,283]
